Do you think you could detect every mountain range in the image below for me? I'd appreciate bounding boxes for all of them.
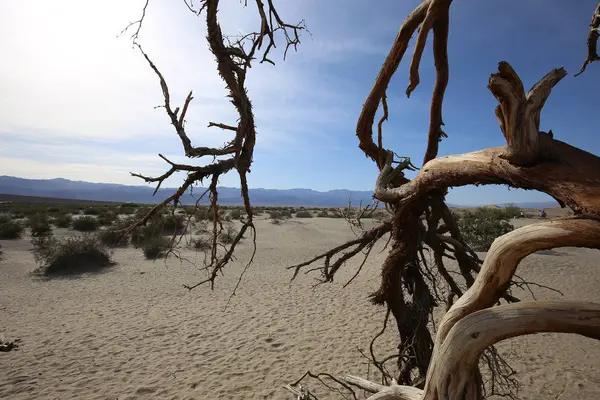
[0,176,559,209]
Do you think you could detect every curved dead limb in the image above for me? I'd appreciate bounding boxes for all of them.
[434,218,600,348]
[575,1,600,76]
[424,300,600,400]
[420,218,600,398]
[377,138,600,217]
[356,1,429,168]
[344,376,423,400]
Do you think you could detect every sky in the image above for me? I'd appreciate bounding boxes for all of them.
[0,0,599,206]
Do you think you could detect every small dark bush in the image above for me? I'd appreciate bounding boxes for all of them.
[53,214,72,228]
[295,210,313,218]
[32,235,114,275]
[83,208,102,216]
[98,211,118,226]
[11,211,25,219]
[191,236,212,251]
[0,219,24,239]
[119,207,136,215]
[0,214,10,224]
[142,237,170,259]
[160,214,186,235]
[502,204,522,219]
[73,216,99,232]
[229,209,242,219]
[218,224,238,244]
[97,228,129,247]
[458,207,514,251]
[317,210,329,217]
[28,214,53,237]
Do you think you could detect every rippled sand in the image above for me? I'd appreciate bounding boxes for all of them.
[1,216,599,399]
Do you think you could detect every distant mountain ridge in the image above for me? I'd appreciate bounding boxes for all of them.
[0,176,559,208]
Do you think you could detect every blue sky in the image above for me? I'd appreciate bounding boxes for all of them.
[0,0,598,205]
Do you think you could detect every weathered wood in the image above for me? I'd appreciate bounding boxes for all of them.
[424,301,600,400]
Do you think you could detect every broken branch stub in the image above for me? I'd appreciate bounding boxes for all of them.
[488,62,566,166]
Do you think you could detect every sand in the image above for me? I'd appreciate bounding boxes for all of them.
[1,215,599,399]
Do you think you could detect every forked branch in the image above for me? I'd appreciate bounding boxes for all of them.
[489,62,566,165]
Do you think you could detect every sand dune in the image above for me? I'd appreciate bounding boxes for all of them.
[1,217,599,399]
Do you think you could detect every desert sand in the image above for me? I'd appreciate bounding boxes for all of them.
[1,215,599,399]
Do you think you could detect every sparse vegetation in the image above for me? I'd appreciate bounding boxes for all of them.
[52,214,72,228]
[0,216,24,239]
[98,211,118,226]
[32,235,114,275]
[191,236,212,251]
[28,214,53,237]
[83,207,102,216]
[457,207,515,251]
[218,224,238,244]
[229,209,242,219]
[73,216,100,232]
[142,237,170,259]
[295,210,313,218]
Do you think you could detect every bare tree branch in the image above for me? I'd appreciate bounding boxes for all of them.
[575,1,600,76]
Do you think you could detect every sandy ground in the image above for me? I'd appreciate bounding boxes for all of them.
[1,215,599,399]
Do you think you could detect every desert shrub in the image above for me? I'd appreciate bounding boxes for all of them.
[218,224,238,244]
[295,210,313,218]
[46,206,62,213]
[0,219,24,239]
[502,203,522,219]
[161,214,186,235]
[28,214,53,237]
[142,237,170,259]
[32,235,113,275]
[0,214,10,224]
[83,207,102,216]
[128,215,185,245]
[191,236,212,250]
[73,216,99,232]
[229,209,242,219]
[53,214,72,228]
[317,210,329,217]
[119,207,136,215]
[97,228,129,247]
[457,207,514,251]
[98,211,118,226]
[11,211,25,219]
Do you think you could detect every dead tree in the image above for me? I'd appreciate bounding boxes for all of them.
[127,1,600,399]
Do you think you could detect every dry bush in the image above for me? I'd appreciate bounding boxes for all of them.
[28,214,53,237]
[295,210,313,218]
[0,216,24,239]
[191,236,212,251]
[32,235,114,276]
[229,209,242,219]
[142,237,170,259]
[72,216,99,232]
[218,224,239,244]
[457,208,515,251]
[98,211,118,226]
[83,207,102,216]
[52,214,72,228]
